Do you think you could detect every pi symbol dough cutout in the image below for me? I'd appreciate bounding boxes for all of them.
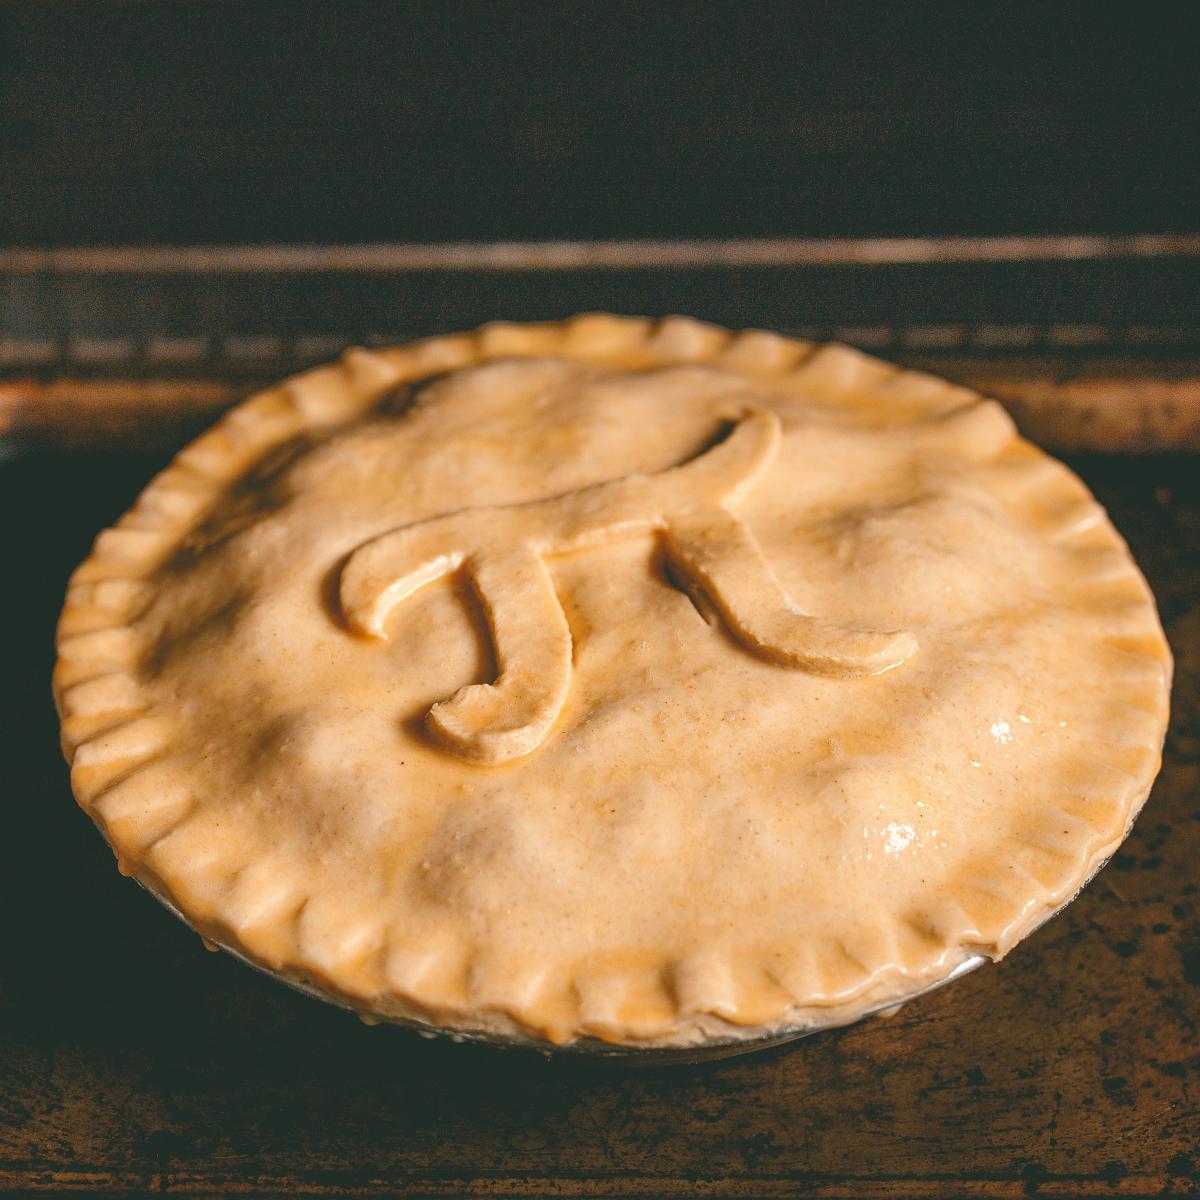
[340,401,918,764]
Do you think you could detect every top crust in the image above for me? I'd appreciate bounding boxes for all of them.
[54,315,1172,1047]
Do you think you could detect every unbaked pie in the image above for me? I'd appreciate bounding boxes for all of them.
[54,315,1172,1048]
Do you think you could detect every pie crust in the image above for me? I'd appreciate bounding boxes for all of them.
[54,315,1172,1047]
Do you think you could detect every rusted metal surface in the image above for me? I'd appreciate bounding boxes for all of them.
[0,439,1197,1197]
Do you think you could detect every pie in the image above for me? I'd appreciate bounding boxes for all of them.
[54,315,1172,1048]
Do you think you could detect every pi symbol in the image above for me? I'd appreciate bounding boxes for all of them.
[340,402,917,764]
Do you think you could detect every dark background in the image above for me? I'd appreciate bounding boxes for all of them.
[1,0,1197,247]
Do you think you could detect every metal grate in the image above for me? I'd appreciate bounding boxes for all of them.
[3,235,1198,380]
[3,235,1198,454]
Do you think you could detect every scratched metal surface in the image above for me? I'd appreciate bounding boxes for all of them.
[1,438,1197,1197]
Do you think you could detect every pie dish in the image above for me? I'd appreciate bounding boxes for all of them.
[54,315,1172,1051]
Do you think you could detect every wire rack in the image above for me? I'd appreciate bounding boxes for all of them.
[2,235,1198,451]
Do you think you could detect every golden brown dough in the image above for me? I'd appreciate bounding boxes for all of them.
[54,316,1171,1047]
